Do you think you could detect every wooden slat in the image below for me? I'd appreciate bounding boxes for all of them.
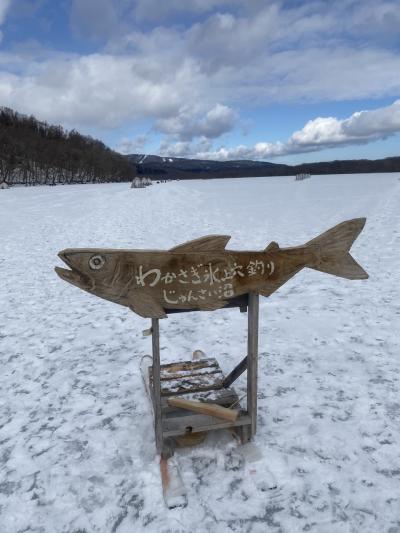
[162,414,252,437]
[149,358,220,380]
[149,357,225,396]
[158,358,220,380]
[159,374,224,396]
[161,387,237,409]
[160,369,220,380]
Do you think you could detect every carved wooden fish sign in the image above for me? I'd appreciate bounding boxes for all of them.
[55,218,368,319]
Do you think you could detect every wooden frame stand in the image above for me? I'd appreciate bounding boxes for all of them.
[147,292,260,458]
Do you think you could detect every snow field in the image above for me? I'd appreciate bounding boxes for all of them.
[1,173,400,532]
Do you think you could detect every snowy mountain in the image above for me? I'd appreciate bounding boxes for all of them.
[128,153,400,179]
[127,153,292,179]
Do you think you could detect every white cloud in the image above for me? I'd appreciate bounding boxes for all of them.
[290,100,400,149]
[116,134,148,154]
[185,4,335,74]
[0,52,205,128]
[132,0,236,23]
[206,46,400,104]
[2,35,399,135]
[0,0,11,24]
[166,141,286,161]
[160,100,400,160]
[159,137,213,158]
[70,0,126,41]
[0,0,11,40]
[350,1,400,40]
[155,104,237,141]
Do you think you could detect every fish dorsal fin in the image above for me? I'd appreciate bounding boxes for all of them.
[170,235,231,252]
[265,241,279,252]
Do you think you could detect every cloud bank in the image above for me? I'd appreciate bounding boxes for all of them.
[159,100,400,160]
[1,0,400,160]
[1,1,400,129]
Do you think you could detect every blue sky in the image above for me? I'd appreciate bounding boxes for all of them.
[1,0,400,163]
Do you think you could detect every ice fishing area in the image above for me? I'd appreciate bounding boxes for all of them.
[1,173,400,532]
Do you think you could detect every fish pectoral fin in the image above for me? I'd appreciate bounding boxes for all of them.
[128,291,167,319]
[265,241,279,252]
[170,235,231,252]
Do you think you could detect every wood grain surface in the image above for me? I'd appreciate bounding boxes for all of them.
[55,218,368,318]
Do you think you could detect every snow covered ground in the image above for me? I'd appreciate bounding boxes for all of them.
[1,173,400,532]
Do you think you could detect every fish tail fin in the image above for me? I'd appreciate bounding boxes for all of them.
[305,218,368,280]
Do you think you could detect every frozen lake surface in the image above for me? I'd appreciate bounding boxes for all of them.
[1,174,400,532]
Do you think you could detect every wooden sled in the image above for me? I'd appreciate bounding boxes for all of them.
[141,292,261,508]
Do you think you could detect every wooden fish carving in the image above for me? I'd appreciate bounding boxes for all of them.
[55,218,368,319]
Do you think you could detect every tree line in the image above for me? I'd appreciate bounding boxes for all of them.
[0,107,135,186]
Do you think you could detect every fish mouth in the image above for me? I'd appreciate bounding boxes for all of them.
[55,251,93,291]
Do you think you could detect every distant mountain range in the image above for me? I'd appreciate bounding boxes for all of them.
[128,153,400,179]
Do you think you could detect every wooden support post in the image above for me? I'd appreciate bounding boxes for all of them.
[222,355,247,388]
[151,318,163,454]
[247,292,259,437]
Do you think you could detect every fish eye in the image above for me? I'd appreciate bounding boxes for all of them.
[89,254,105,270]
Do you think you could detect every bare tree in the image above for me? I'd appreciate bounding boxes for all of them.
[0,107,136,186]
